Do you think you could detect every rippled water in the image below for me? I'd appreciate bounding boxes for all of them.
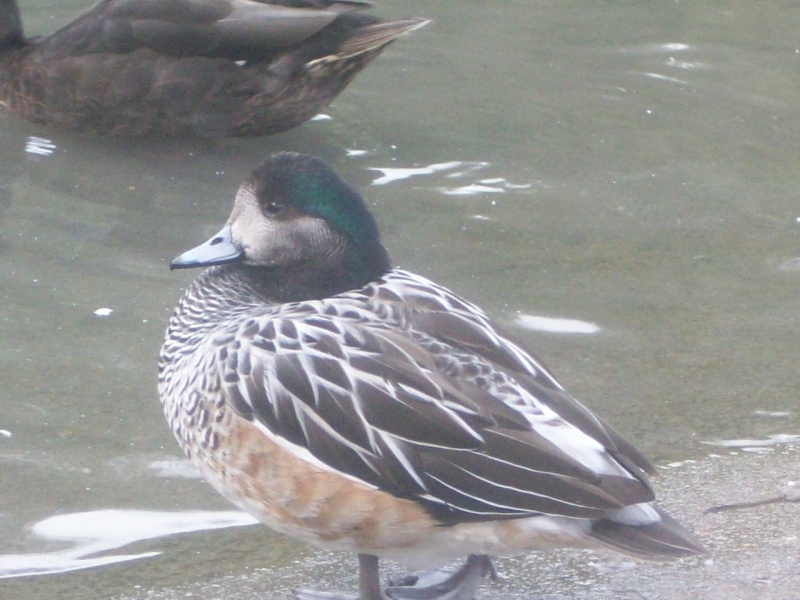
[1,1,798,598]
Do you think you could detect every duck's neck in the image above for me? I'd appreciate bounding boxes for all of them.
[0,1,24,51]
[227,259,388,305]
[228,235,392,305]
[179,238,391,322]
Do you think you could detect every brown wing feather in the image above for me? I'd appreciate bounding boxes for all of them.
[216,306,655,523]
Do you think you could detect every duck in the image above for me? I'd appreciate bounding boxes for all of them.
[0,1,428,137]
[158,152,706,600]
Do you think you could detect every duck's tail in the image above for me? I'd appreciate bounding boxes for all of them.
[337,17,431,59]
[589,505,707,559]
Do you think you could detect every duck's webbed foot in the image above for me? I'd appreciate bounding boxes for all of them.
[385,555,497,600]
[295,554,496,600]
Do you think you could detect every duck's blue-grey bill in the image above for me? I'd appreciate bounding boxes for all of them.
[170,226,244,270]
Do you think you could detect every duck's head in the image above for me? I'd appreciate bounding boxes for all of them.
[171,152,391,292]
[0,1,24,50]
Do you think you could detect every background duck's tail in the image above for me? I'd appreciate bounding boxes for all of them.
[338,18,431,58]
[589,506,707,559]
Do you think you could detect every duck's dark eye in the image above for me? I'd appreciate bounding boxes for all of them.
[264,201,283,215]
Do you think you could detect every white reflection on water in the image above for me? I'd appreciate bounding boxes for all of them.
[441,178,534,196]
[664,56,704,70]
[621,42,693,54]
[24,136,57,157]
[751,410,791,419]
[643,72,689,85]
[369,161,464,185]
[661,42,690,52]
[0,509,258,580]
[369,161,536,197]
[701,434,800,449]
[515,314,601,334]
[441,183,505,196]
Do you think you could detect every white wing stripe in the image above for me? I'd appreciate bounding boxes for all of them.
[377,431,428,491]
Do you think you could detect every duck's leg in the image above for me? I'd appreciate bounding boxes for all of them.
[295,554,390,600]
[385,555,496,600]
[360,554,389,599]
[296,554,495,600]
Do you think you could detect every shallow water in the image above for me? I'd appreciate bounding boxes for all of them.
[0,1,798,598]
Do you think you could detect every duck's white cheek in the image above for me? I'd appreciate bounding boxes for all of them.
[239,216,332,266]
[239,222,287,265]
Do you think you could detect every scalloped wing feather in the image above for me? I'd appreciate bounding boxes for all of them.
[375,270,656,476]
[213,276,656,522]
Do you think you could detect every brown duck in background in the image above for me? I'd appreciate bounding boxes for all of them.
[0,0,428,137]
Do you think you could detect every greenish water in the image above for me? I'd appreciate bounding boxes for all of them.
[0,1,798,598]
